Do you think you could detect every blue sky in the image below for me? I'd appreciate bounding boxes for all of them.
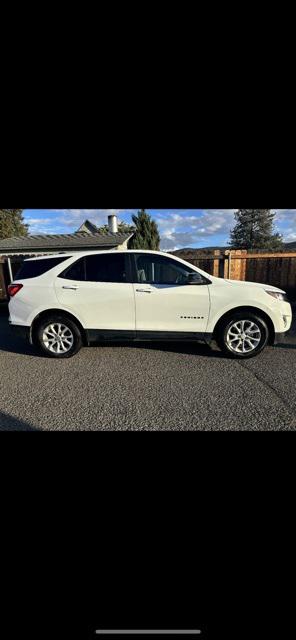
[23,209,296,250]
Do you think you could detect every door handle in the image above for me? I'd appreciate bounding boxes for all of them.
[136,288,152,293]
[62,286,78,290]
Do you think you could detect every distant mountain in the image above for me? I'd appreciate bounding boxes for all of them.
[172,246,227,254]
[172,242,296,254]
[284,241,296,250]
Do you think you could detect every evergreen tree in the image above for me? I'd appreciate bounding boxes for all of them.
[0,209,28,240]
[96,221,135,235]
[129,209,160,250]
[229,209,283,250]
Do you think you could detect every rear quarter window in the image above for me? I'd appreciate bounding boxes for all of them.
[15,257,70,280]
[58,258,86,281]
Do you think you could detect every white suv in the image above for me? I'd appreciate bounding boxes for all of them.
[8,250,292,359]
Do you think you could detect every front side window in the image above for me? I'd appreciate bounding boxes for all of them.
[134,254,194,285]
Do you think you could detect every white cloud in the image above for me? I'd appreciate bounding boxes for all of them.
[157,209,236,250]
[284,232,296,242]
[157,209,296,249]
[50,209,137,228]
[273,210,296,242]
[26,217,65,234]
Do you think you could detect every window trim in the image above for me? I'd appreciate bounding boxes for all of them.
[125,253,135,284]
[129,253,139,283]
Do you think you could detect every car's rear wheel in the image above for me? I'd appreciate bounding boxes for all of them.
[217,312,269,359]
[36,315,82,358]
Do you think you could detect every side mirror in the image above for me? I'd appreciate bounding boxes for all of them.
[186,273,210,285]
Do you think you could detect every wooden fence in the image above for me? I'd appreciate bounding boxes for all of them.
[172,250,296,300]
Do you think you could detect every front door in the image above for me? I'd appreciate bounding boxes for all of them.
[55,253,135,332]
[132,253,210,336]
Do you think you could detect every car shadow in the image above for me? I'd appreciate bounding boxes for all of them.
[0,310,45,357]
[95,340,227,358]
[0,410,39,431]
[274,342,296,349]
[0,327,43,357]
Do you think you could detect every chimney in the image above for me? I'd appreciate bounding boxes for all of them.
[108,214,118,233]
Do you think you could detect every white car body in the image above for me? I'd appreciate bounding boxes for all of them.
[8,250,292,355]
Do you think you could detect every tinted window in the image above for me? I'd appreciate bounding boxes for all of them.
[60,258,86,281]
[85,253,126,282]
[15,257,69,280]
[134,254,194,285]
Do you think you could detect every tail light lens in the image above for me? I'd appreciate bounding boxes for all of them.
[8,284,23,297]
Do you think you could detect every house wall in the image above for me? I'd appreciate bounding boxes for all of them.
[118,238,130,250]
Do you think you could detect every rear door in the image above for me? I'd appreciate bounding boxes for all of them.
[131,253,210,335]
[55,253,136,332]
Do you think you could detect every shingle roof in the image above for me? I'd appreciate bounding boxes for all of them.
[0,231,133,253]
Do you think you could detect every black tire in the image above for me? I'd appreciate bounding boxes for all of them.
[35,315,83,358]
[216,312,269,359]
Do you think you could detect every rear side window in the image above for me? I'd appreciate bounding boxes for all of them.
[85,254,126,282]
[15,257,69,280]
[60,254,127,283]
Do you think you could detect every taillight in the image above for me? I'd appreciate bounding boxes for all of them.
[8,284,23,297]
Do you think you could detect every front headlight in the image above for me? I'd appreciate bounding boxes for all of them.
[265,290,289,302]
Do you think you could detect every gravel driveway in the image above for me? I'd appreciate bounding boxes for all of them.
[0,303,295,430]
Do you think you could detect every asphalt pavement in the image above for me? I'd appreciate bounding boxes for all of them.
[0,303,295,430]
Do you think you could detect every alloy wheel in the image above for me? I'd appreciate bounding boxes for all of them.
[226,320,262,354]
[42,323,74,354]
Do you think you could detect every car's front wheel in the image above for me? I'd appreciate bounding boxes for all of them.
[217,312,269,359]
[35,315,83,358]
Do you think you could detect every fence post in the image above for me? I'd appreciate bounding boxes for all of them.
[231,250,247,280]
[224,250,247,280]
[224,251,230,278]
[213,250,221,277]
[240,250,247,281]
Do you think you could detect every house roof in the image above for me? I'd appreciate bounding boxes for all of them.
[0,231,133,254]
[76,219,99,234]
